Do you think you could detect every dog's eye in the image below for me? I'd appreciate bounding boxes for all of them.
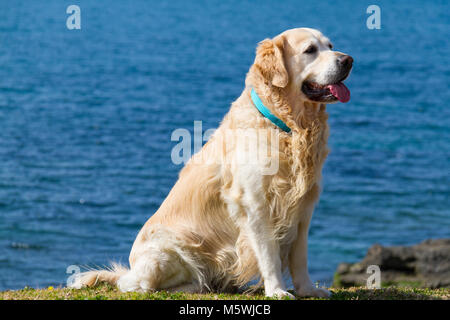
[304,45,317,54]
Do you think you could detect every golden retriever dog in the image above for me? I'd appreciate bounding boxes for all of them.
[72,28,353,298]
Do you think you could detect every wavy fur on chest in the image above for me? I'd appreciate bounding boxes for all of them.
[270,94,329,240]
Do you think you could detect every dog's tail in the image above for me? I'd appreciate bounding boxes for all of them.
[70,263,129,289]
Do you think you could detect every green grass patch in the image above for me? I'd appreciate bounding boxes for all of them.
[0,284,448,300]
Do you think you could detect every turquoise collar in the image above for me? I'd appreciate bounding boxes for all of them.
[251,89,291,133]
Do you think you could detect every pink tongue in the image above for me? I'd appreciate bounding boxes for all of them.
[327,83,350,103]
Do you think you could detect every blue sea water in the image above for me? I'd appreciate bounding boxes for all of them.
[0,0,448,290]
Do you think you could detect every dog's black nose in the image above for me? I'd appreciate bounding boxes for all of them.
[338,55,353,69]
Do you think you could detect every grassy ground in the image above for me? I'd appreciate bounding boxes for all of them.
[0,284,448,300]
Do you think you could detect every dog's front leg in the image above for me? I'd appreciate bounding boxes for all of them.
[243,197,294,299]
[289,207,331,298]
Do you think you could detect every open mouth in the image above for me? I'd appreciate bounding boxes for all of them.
[301,80,350,103]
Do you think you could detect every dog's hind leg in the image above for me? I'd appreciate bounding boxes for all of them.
[117,228,205,293]
[117,248,194,292]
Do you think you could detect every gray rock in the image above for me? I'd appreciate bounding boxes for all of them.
[333,239,450,288]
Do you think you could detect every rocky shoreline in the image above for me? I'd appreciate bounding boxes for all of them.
[333,239,450,288]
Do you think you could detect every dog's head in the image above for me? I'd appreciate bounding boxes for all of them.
[250,28,353,104]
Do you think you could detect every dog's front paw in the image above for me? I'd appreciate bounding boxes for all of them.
[296,286,331,298]
[266,288,295,299]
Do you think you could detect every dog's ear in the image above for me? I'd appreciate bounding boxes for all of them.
[254,35,288,88]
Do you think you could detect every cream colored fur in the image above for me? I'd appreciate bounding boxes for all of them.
[71,28,352,299]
